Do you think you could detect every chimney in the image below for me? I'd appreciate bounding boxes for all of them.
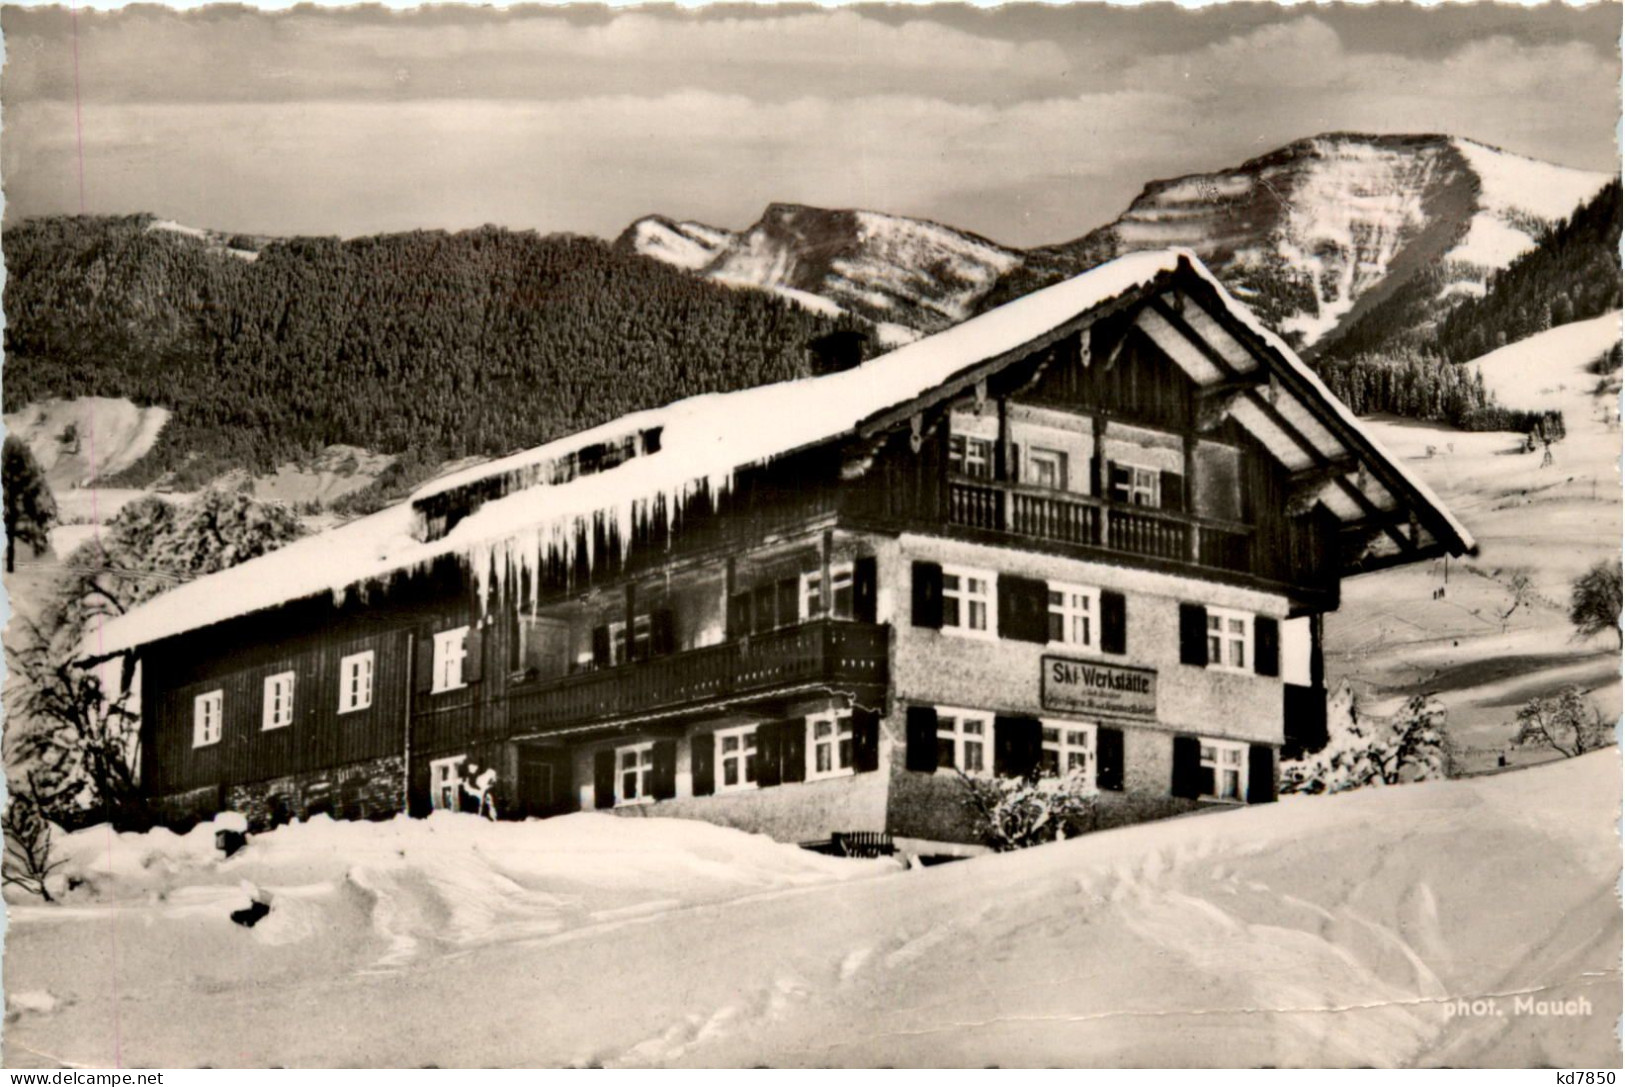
[806,330,869,376]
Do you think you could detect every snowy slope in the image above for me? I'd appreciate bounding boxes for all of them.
[6,752,1617,1067]
[1448,139,1614,268]
[617,215,735,272]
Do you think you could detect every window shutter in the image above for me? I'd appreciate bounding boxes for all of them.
[1008,442,1021,483]
[852,556,878,624]
[1178,603,1208,666]
[591,624,611,668]
[778,578,800,629]
[997,574,1049,644]
[691,733,715,797]
[852,707,881,773]
[463,626,484,684]
[779,718,807,784]
[994,715,1042,779]
[593,749,616,809]
[1100,590,1127,655]
[728,593,752,639]
[756,721,784,788]
[1107,460,1128,500]
[904,705,939,772]
[1159,470,1185,513]
[651,740,678,801]
[911,561,944,629]
[1095,727,1124,792]
[650,609,676,657]
[1171,735,1202,800]
[753,584,778,634]
[1254,616,1280,677]
[1247,744,1277,804]
[414,636,434,693]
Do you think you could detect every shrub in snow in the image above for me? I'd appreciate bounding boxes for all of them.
[957,770,1098,852]
[4,776,67,902]
[1282,693,1454,795]
[1513,686,1614,758]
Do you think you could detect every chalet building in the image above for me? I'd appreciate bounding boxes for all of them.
[90,249,1475,854]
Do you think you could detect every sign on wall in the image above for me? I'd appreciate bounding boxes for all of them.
[1041,655,1157,718]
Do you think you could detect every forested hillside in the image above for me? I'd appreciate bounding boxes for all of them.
[3,216,856,489]
[1324,180,1621,361]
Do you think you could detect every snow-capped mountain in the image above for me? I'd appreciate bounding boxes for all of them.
[617,203,1022,336]
[622,134,1613,354]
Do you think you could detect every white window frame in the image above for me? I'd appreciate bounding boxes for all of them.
[339,650,375,714]
[807,711,855,780]
[1112,462,1160,507]
[1025,446,1069,491]
[800,563,855,620]
[429,754,465,812]
[261,671,296,731]
[1199,737,1248,802]
[715,725,759,793]
[935,707,991,776]
[193,690,224,748]
[941,565,995,639]
[615,741,656,806]
[1206,608,1252,673]
[948,433,994,479]
[1046,582,1099,649]
[432,627,470,693]
[606,613,652,667]
[1040,720,1098,786]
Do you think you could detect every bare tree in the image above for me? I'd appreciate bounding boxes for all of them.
[1513,687,1613,758]
[4,774,68,902]
[1499,569,1535,631]
[1569,558,1623,648]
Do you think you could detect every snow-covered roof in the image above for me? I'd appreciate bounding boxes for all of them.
[87,248,1473,659]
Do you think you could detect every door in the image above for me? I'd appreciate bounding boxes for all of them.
[517,747,565,818]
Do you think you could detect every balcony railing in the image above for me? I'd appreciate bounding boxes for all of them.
[947,479,1254,575]
[508,619,888,736]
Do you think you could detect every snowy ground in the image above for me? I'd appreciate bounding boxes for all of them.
[5,752,1618,1068]
[1328,313,1622,768]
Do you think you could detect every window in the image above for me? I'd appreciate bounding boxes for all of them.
[261,672,296,731]
[1200,739,1248,801]
[432,627,470,692]
[1041,722,1096,782]
[193,690,223,748]
[801,563,854,620]
[948,434,993,479]
[1047,583,1098,647]
[936,709,989,775]
[430,755,465,811]
[1110,463,1160,507]
[339,651,374,713]
[808,712,854,779]
[1026,447,1068,490]
[1206,608,1251,672]
[616,742,655,805]
[716,725,759,792]
[941,566,994,637]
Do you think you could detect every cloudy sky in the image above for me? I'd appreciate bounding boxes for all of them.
[3,3,1619,247]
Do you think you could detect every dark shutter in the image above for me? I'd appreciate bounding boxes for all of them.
[1254,616,1280,677]
[993,715,1043,779]
[1159,470,1185,513]
[1096,727,1124,792]
[756,721,784,787]
[911,561,944,629]
[1247,744,1277,804]
[1100,590,1127,655]
[650,740,678,801]
[463,625,484,684]
[1107,460,1128,501]
[904,705,939,772]
[1179,603,1209,666]
[650,609,676,657]
[691,733,715,797]
[779,718,807,784]
[778,578,800,628]
[753,584,778,634]
[593,749,616,809]
[414,635,434,693]
[727,593,752,639]
[852,707,881,773]
[997,575,1049,644]
[591,624,612,668]
[1171,735,1202,800]
[1008,443,1021,483]
[852,556,878,624]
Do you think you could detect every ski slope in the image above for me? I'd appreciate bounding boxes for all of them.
[5,752,1617,1068]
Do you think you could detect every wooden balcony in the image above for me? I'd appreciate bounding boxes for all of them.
[508,619,889,736]
[947,479,1254,575]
